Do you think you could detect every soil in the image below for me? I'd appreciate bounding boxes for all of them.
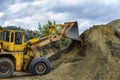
[2,19,120,80]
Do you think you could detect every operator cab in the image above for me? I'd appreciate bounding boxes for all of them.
[3,30,27,52]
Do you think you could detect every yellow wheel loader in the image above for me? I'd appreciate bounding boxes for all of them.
[0,21,80,78]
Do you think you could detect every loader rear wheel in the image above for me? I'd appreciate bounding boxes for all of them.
[30,57,50,75]
[0,58,14,78]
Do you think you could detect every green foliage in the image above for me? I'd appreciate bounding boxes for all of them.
[0,25,25,31]
[4,26,24,30]
[0,26,3,30]
[38,20,56,37]
[53,38,72,50]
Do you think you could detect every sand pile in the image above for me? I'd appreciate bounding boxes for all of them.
[79,25,120,80]
[40,24,120,80]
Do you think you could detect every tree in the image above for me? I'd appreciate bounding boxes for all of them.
[0,26,3,30]
[38,20,56,37]
[4,26,24,30]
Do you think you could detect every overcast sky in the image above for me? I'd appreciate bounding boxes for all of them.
[0,0,120,33]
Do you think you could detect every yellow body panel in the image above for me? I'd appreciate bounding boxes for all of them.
[3,41,14,51]
[3,41,26,51]
[28,38,40,44]
[12,53,24,70]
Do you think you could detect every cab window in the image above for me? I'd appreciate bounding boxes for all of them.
[3,31,10,42]
[0,32,3,40]
[15,32,22,44]
[11,33,14,42]
[24,34,28,42]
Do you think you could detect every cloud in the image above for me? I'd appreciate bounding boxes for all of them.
[77,19,107,34]
[101,0,120,5]
[0,0,120,34]
[2,11,70,30]
[8,0,49,13]
[0,12,4,18]
[59,0,85,5]
[3,21,15,27]
[9,3,28,13]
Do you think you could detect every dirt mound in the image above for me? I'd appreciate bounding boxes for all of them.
[40,24,120,80]
[107,19,120,38]
[107,19,120,27]
[79,25,120,80]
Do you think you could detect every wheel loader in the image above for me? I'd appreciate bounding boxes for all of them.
[0,21,80,78]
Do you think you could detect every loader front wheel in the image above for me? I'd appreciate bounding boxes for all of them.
[0,58,14,78]
[30,57,50,75]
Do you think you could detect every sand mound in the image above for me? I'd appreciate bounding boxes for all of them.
[79,25,120,80]
[40,24,120,80]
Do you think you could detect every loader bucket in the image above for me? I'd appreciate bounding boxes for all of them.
[65,22,80,41]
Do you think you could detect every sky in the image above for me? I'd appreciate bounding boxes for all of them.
[0,0,120,34]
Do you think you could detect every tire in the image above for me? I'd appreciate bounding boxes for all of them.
[30,57,51,75]
[0,58,15,78]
